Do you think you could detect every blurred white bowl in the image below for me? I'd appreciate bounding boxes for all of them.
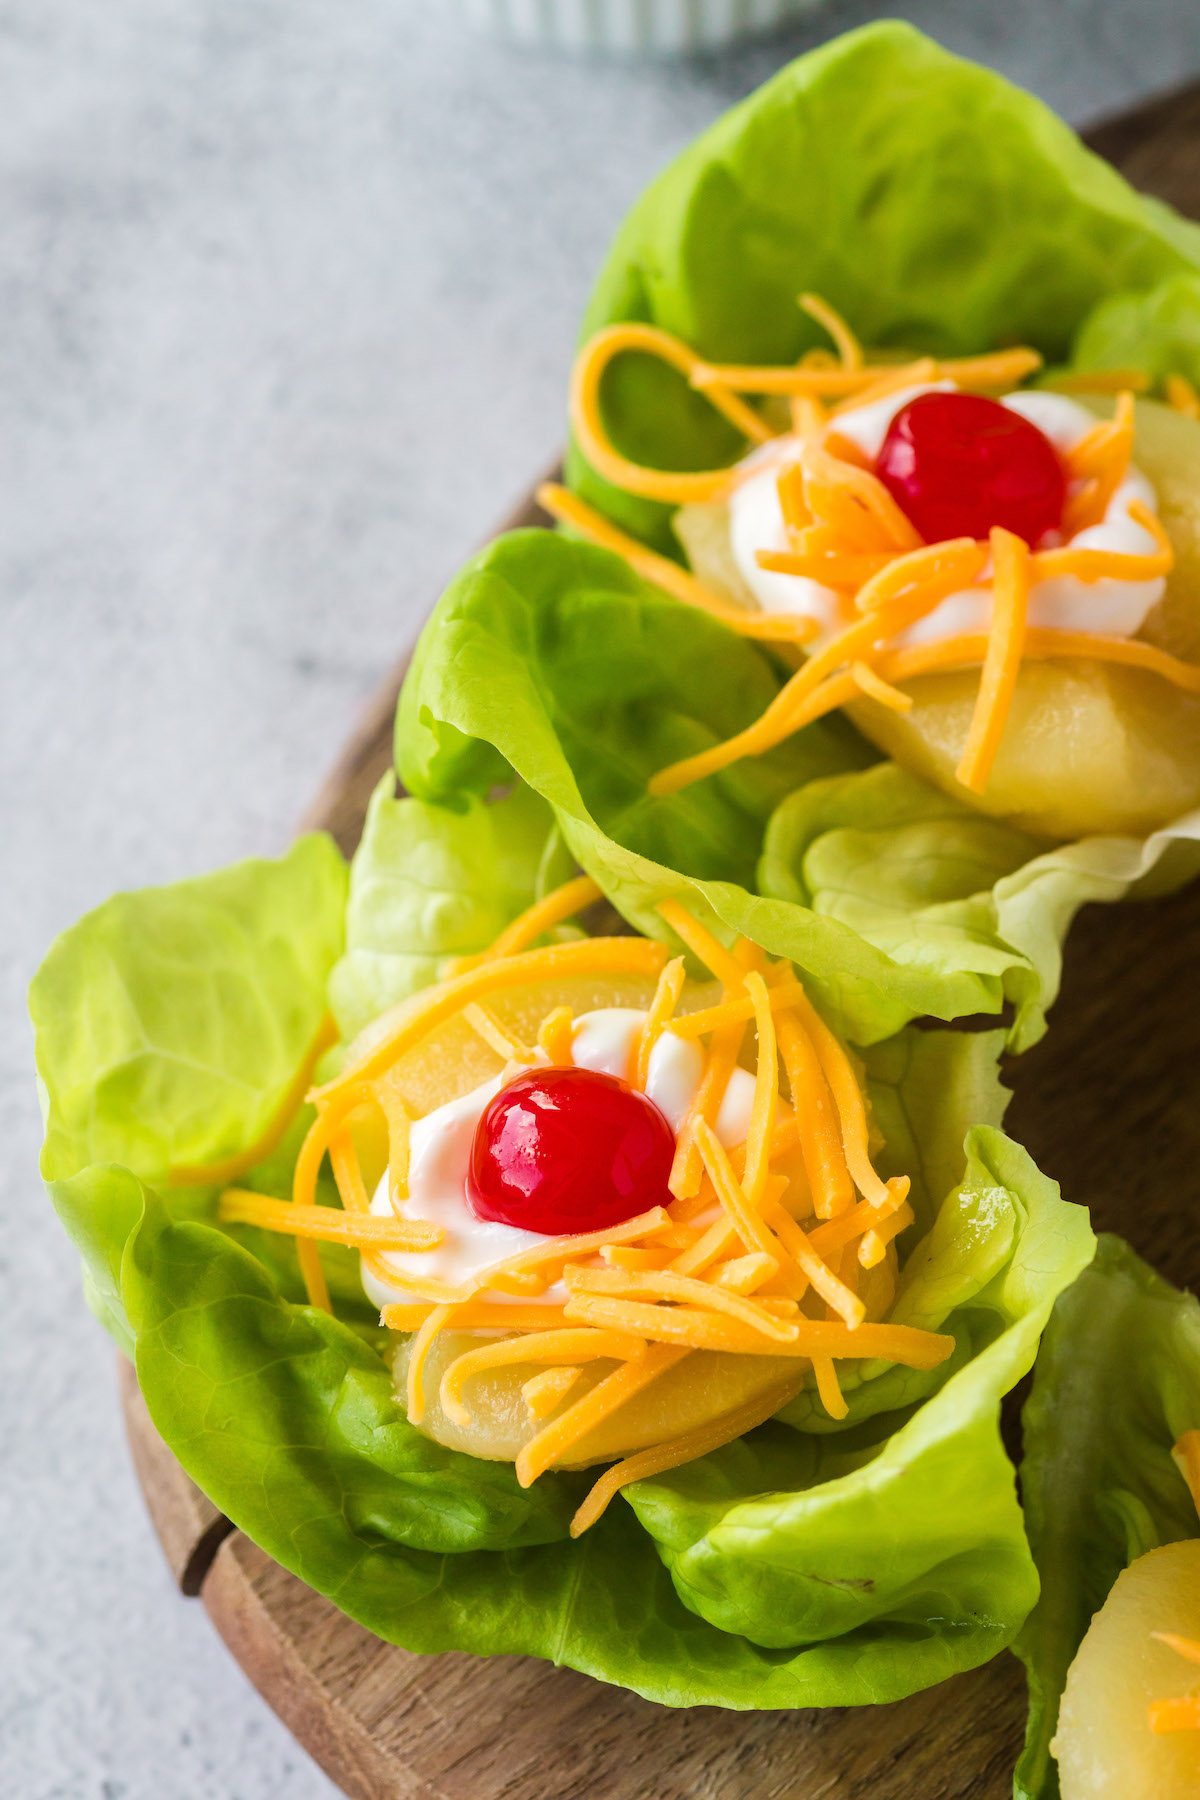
[455,0,822,54]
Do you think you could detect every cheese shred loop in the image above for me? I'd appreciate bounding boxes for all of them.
[564,300,1192,799]
[220,881,953,1528]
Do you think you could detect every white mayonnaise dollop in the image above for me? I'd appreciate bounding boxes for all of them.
[361,1007,756,1309]
[726,387,1165,648]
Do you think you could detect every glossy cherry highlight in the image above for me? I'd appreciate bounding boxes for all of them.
[466,1066,675,1237]
[874,391,1066,548]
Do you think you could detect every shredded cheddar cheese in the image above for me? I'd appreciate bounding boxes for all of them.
[567,1373,802,1536]
[523,1364,586,1420]
[225,880,955,1527]
[1147,1433,1200,1734]
[537,482,816,645]
[564,299,1190,801]
[1167,372,1200,420]
[956,527,1031,793]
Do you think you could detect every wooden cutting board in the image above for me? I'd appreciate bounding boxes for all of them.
[119,78,1200,1800]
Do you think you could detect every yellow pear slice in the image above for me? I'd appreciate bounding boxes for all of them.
[1053,1538,1200,1799]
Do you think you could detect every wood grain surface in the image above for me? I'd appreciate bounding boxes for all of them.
[120,78,1200,1800]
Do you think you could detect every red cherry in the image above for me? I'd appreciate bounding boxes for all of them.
[874,391,1066,548]
[466,1066,675,1236]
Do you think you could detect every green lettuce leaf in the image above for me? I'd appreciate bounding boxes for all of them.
[123,1182,583,1556]
[397,528,1200,1048]
[567,19,1200,553]
[627,1131,1092,1691]
[762,763,1200,1052]
[31,834,347,1184]
[1013,1236,1200,1800]
[328,776,573,1042]
[32,836,349,1343]
[1072,274,1200,391]
[106,1096,1088,1707]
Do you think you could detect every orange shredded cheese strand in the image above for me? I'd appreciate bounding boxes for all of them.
[439,1328,642,1427]
[756,544,894,589]
[798,293,863,370]
[1167,372,1200,419]
[536,483,815,643]
[297,1241,331,1313]
[850,660,913,712]
[812,1355,849,1420]
[485,1269,550,1297]
[406,1303,455,1425]
[761,1195,865,1327]
[564,1263,800,1343]
[740,971,780,1209]
[1152,1630,1200,1666]
[318,936,667,1099]
[452,1205,677,1300]
[956,527,1031,793]
[1173,1431,1200,1517]
[802,442,923,553]
[656,897,745,988]
[647,541,989,798]
[781,984,890,1211]
[600,1245,671,1270]
[668,1015,745,1202]
[328,1128,370,1213]
[1062,391,1136,533]
[690,346,1042,398]
[463,1002,535,1064]
[523,1365,585,1420]
[562,1291,954,1363]
[474,874,602,966]
[1035,498,1173,582]
[515,1345,690,1485]
[292,1078,381,1209]
[218,1190,441,1250]
[712,1251,780,1293]
[632,955,685,1090]
[667,979,808,1040]
[878,628,1200,693]
[693,1120,789,1268]
[859,1196,915,1267]
[568,1373,801,1536]
[1148,1696,1200,1734]
[775,1008,854,1219]
[168,1010,338,1187]
[381,1301,572,1332]
[373,1068,412,1212]
[537,1006,575,1066]
[829,359,940,415]
[570,324,773,506]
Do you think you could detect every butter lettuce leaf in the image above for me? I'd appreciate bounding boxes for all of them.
[568,19,1200,554]
[105,1119,1089,1709]
[31,833,347,1185]
[328,776,572,1042]
[1014,1236,1200,1800]
[763,763,1200,1052]
[1072,273,1200,391]
[623,1129,1093,1691]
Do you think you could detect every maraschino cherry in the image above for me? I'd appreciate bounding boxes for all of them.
[874,391,1066,548]
[466,1066,675,1236]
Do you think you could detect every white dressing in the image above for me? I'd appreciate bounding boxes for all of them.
[726,385,1166,649]
[361,1005,756,1310]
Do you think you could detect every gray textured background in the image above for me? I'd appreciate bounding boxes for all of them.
[5,3,1200,1795]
